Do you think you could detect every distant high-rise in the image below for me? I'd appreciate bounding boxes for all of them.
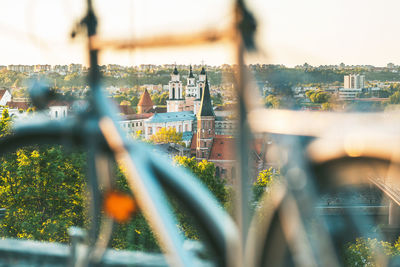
[344,74,365,89]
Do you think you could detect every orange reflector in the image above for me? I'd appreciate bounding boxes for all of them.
[104,191,136,223]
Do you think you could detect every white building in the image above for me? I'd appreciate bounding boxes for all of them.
[49,106,68,120]
[144,111,195,146]
[119,113,153,137]
[344,74,365,89]
[166,66,207,114]
[68,64,83,73]
[166,67,184,112]
[0,90,12,106]
[338,88,362,100]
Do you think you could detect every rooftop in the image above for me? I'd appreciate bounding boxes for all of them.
[208,136,235,161]
[138,89,154,108]
[147,111,195,123]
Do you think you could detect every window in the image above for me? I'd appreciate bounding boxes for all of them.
[217,153,221,157]
[55,111,58,118]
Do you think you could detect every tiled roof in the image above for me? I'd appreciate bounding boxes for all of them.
[138,89,154,108]
[0,90,7,99]
[6,101,30,110]
[208,136,235,161]
[48,100,70,108]
[147,111,195,123]
[121,113,153,121]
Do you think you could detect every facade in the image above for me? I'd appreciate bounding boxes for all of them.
[196,76,215,160]
[68,64,83,73]
[34,65,51,73]
[119,113,152,136]
[0,90,12,106]
[144,111,195,146]
[341,74,366,100]
[166,67,184,112]
[53,65,69,75]
[338,88,362,100]
[166,66,207,113]
[7,65,34,73]
[344,74,365,89]
[49,106,68,120]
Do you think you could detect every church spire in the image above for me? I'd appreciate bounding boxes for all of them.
[198,76,215,117]
[188,65,194,78]
[173,66,179,75]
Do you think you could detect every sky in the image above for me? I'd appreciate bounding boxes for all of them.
[0,0,400,67]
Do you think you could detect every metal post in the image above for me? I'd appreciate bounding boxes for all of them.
[389,200,400,226]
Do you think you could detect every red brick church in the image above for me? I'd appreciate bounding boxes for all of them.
[190,76,236,181]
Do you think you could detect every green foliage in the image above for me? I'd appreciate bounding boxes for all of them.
[130,95,140,107]
[306,90,330,103]
[211,93,223,106]
[151,91,169,105]
[0,109,11,137]
[149,127,183,145]
[0,69,28,87]
[321,102,333,111]
[0,146,86,242]
[253,167,280,203]
[345,237,400,266]
[110,168,160,252]
[173,156,228,239]
[264,95,282,109]
[390,91,400,104]
[173,156,227,205]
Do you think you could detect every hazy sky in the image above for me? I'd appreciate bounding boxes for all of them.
[0,0,399,67]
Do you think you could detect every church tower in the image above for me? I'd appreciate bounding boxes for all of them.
[194,66,206,114]
[185,65,197,98]
[197,67,206,99]
[167,66,184,112]
[196,75,215,160]
[137,89,154,114]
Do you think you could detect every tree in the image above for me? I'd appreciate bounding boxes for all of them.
[321,102,333,111]
[306,90,330,104]
[264,95,282,109]
[390,91,400,104]
[253,167,280,203]
[173,156,228,239]
[345,237,400,266]
[149,127,183,145]
[151,91,169,106]
[211,93,223,106]
[173,156,227,205]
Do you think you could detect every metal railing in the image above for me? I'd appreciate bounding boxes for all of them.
[1,0,400,266]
